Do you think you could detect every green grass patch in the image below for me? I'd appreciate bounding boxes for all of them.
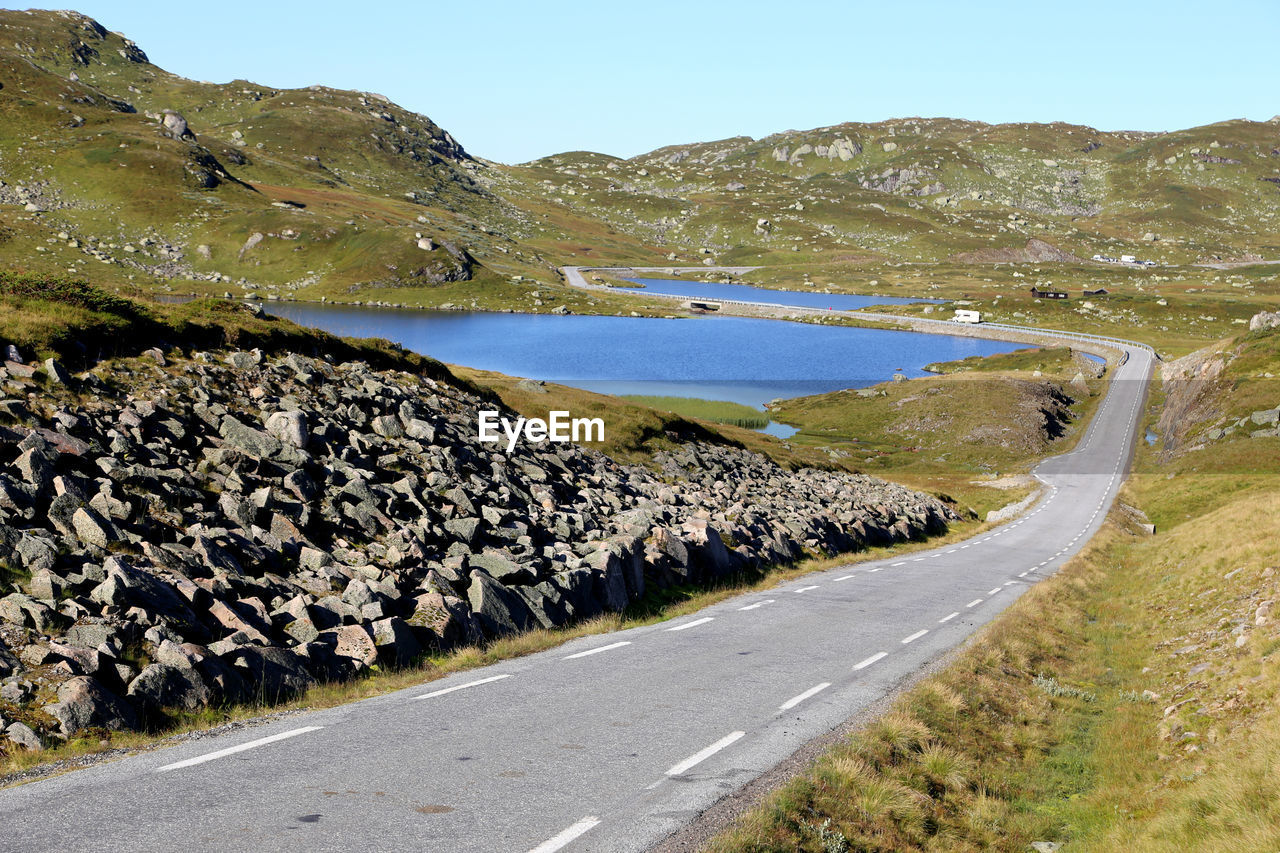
[620,395,771,429]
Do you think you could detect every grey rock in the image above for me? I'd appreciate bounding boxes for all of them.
[266,411,309,448]
[44,675,138,735]
[371,415,404,439]
[43,358,71,385]
[469,550,536,584]
[72,506,115,549]
[127,663,212,713]
[369,617,421,667]
[5,721,41,751]
[1249,311,1280,332]
[444,517,481,544]
[514,379,547,394]
[160,110,192,140]
[224,646,315,701]
[467,571,536,638]
[322,625,378,667]
[220,415,281,458]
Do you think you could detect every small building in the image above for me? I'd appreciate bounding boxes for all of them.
[952,309,982,324]
[1030,287,1069,300]
[1083,287,1109,297]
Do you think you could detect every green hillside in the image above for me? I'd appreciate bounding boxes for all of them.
[1,8,1279,339]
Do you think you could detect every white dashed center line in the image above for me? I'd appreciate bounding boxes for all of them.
[527,816,602,853]
[794,585,819,593]
[966,599,983,608]
[938,612,959,623]
[666,730,746,776]
[779,682,832,711]
[412,673,511,701]
[737,599,775,611]
[667,617,714,632]
[853,651,889,670]
[156,726,324,772]
[564,641,631,660]
[901,629,928,644]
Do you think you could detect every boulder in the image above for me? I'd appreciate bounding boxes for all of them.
[43,358,71,385]
[265,411,309,449]
[44,675,138,735]
[516,583,572,629]
[5,721,42,751]
[1249,311,1280,332]
[323,625,379,667]
[466,571,536,638]
[224,646,315,702]
[407,589,479,649]
[160,110,192,140]
[469,550,536,584]
[220,415,281,458]
[584,549,630,612]
[369,616,421,667]
[127,663,212,714]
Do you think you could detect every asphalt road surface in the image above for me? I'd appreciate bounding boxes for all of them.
[0,346,1153,853]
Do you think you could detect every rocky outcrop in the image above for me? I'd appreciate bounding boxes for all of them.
[952,238,1086,265]
[0,344,954,741]
[1249,311,1280,332]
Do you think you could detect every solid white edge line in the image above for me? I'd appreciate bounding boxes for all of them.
[901,629,928,644]
[156,726,324,772]
[667,616,714,632]
[666,730,746,776]
[412,673,511,701]
[939,611,959,623]
[853,651,888,670]
[527,816,603,853]
[779,682,832,711]
[564,641,631,660]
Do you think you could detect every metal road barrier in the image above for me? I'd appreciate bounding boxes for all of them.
[562,266,1162,361]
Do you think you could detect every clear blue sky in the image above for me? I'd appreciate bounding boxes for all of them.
[67,0,1278,164]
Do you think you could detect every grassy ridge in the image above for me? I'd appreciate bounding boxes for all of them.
[620,395,771,429]
[708,328,1280,852]
[0,273,466,389]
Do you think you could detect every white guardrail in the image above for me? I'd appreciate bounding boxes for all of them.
[564,267,1160,362]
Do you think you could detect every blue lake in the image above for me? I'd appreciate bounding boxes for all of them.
[619,277,944,311]
[263,303,1025,411]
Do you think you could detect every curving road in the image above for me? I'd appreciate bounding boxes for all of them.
[0,315,1153,852]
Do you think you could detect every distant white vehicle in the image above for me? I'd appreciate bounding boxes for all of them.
[953,309,982,324]
[1120,254,1137,264]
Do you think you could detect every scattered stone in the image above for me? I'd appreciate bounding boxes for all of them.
[44,676,138,735]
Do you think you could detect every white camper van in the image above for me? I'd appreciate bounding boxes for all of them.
[953,309,982,324]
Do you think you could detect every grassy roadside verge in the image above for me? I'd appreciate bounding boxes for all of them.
[706,337,1280,851]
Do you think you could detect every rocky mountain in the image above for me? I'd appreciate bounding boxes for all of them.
[2,9,1279,311]
[0,325,952,746]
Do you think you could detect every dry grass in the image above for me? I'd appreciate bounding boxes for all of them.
[709,371,1280,851]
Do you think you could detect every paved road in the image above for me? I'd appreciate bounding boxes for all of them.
[0,345,1152,853]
